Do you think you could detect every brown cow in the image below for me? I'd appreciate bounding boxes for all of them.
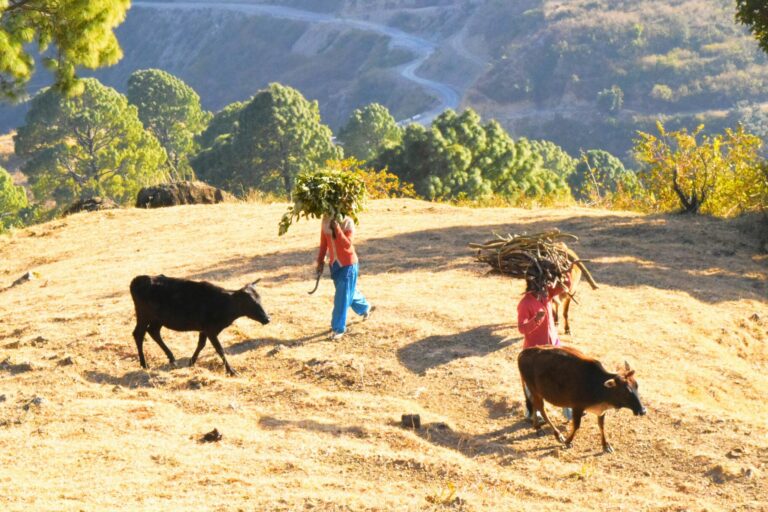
[552,246,599,335]
[518,345,646,453]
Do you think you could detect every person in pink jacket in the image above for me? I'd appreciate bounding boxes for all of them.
[517,275,573,422]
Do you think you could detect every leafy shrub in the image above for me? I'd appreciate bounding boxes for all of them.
[326,159,417,200]
[634,122,764,215]
[278,165,366,236]
[0,166,28,232]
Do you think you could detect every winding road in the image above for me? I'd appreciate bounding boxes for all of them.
[133,1,463,124]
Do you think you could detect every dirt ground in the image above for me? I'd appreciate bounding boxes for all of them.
[1,199,766,511]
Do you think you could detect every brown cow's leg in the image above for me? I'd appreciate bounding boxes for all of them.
[533,395,565,443]
[189,332,207,367]
[208,333,236,376]
[563,407,584,448]
[598,414,613,453]
[552,297,560,327]
[147,324,176,366]
[132,322,148,369]
[521,377,534,421]
[562,295,573,335]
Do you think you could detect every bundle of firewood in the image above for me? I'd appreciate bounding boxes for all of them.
[469,229,597,293]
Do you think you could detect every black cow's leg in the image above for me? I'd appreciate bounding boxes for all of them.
[563,407,584,448]
[598,414,613,454]
[535,397,565,444]
[208,333,236,376]
[132,322,148,369]
[189,332,207,367]
[147,324,176,366]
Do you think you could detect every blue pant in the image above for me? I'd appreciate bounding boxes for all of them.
[331,262,370,333]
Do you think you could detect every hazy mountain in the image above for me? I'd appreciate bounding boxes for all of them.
[1,0,765,158]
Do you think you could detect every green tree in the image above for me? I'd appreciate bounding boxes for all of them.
[0,165,27,231]
[196,100,247,150]
[0,0,129,99]
[529,139,577,178]
[127,69,210,181]
[192,83,341,196]
[375,109,570,202]
[736,1,768,53]
[596,85,623,113]
[15,78,167,206]
[337,103,402,161]
[568,149,639,202]
[634,122,762,215]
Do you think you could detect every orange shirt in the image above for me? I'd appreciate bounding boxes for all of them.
[317,217,358,267]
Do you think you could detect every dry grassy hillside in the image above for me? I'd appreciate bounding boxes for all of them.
[0,200,766,511]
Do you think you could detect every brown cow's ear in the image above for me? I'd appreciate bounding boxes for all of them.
[604,378,617,388]
[624,360,632,372]
[625,370,635,378]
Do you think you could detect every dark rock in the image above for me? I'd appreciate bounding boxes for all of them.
[401,414,421,430]
[63,197,119,215]
[136,181,231,208]
[0,357,33,375]
[23,396,45,411]
[200,428,222,443]
[4,271,40,290]
[57,356,75,367]
[0,394,6,403]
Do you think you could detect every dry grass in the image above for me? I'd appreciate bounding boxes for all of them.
[0,199,766,511]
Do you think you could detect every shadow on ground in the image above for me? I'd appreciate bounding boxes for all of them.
[397,324,518,375]
[82,369,173,388]
[258,416,368,438]
[412,421,539,464]
[184,213,766,304]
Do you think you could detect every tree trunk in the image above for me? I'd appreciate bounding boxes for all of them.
[672,166,699,213]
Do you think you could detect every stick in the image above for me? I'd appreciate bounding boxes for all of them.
[308,271,322,295]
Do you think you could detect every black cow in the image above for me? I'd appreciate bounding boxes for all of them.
[518,345,646,453]
[130,275,270,376]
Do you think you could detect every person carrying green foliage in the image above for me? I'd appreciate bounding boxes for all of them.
[316,215,372,339]
[279,167,372,339]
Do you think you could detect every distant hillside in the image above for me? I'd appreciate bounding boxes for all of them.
[463,0,768,156]
[0,0,766,158]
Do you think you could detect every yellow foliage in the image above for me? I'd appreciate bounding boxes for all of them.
[325,158,417,200]
[634,122,764,216]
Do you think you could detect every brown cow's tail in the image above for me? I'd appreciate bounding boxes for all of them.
[564,245,598,290]
[574,261,599,290]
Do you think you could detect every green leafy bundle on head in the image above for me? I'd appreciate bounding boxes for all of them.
[279,168,366,235]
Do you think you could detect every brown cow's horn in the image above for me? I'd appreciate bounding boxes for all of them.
[251,278,262,286]
[624,360,631,372]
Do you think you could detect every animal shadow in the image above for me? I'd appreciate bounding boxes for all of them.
[397,324,518,375]
[412,421,530,464]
